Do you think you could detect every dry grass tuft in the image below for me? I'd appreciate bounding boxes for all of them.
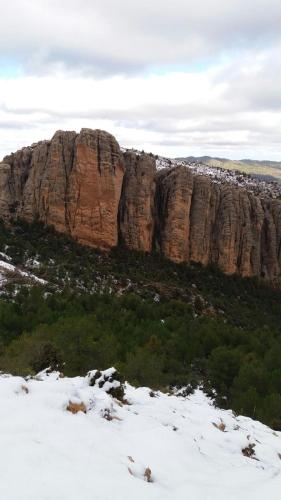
[67,401,87,414]
[212,421,226,432]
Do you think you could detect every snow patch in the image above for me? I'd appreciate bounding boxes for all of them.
[0,259,47,287]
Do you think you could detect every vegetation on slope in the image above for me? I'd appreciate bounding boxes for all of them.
[0,219,281,429]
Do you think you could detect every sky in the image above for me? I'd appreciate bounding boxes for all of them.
[1,0,281,160]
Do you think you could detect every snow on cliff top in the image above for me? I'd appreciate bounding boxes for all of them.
[121,146,281,198]
[0,368,280,500]
[155,155,281,199]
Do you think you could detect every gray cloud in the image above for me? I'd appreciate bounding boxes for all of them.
[1,0,281,75]
[0,121,33,130]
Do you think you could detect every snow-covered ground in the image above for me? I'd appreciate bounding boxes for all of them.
[0,368,280,500]
[0,255,46,289]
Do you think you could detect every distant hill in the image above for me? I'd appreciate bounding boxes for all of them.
[177,156,281,183]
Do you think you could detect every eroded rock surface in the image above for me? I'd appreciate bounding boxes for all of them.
[2,128,281,284]
[119,151,156,252]
[2,129,124,249]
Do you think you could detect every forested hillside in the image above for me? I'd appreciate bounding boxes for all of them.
[0,219,281,429]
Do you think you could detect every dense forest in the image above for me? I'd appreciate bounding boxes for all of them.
[0,219,281,430]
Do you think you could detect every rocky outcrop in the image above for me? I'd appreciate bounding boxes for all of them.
[119,151,156,252]
[154,166,194,262]
[154,168,281,282]
[2,128,281,285]
[0,163,15,215]
[67,129,124,249]
[2,129,124,249]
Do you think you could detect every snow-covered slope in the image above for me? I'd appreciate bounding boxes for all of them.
[0,253,46,291]
[1,368,280,500]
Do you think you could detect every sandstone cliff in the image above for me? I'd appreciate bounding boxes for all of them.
[1,128,281,284]
[119,151,156,252]
[2,129,124,249]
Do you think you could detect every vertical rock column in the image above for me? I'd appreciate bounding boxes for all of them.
[68,129,125,249]
[21,131,77,230]
[118,152,156,252]
[154,167,194,262]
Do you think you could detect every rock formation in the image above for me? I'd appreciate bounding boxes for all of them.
[119,151,156,252]
[1,128,281,285]
[2,129,124,249]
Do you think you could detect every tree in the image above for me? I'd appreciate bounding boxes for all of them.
[208,347,241,396]
[124,347,164,388]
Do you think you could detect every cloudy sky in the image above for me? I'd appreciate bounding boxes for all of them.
[1,0,281,160]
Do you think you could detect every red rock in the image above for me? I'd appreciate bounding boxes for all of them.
[2,128,281,285]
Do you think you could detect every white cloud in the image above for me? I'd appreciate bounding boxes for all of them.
[1,48,281,160]
[1,1,281,159]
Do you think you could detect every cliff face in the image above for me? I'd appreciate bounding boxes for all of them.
[154,168,281,282]
[119,151,156,252]
[2,129,124,249]
[1,128,281,284]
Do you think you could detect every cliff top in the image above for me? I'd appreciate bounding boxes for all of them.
[2,128,281,200]
[121,145,281,200]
